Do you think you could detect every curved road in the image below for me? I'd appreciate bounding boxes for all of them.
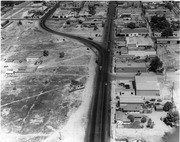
[39,2,116,142]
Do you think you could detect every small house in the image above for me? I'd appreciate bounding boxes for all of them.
[115,62,147,73]
[26,55,40,62]
[116,111,131,125]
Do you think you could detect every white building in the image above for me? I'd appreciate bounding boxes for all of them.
[135,76,160,97]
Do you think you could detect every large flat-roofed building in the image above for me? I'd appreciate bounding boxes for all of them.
[128,50,156,58]
[119,96,144,104]
[126,36,154,49]
[156,37,180,44]
[117,28,149,37]
[135,76,160,96]
[115,62,147,73]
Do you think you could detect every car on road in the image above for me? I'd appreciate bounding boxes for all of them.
[88,37,93,40]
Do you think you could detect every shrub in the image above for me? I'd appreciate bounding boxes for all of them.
[148,56,163,73]
[127,22,136,29]
[141,116,147,123]
[127,115,135,122]
[163,102,173,112]
[43,50,49,56]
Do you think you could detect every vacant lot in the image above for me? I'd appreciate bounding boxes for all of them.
[1,17,96,142]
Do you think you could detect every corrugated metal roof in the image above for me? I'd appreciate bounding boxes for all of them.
[120,96,144,104]
[135,76,160,90]
[121,28,148,34]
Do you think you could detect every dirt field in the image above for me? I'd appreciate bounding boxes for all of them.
[1,15,97,142]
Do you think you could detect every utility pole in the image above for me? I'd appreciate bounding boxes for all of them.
[171,82,174,105]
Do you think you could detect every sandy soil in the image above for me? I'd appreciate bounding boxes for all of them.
[1,13,97,142]
[40,51,97,142]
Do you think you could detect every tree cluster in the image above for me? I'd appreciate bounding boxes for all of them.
[165,2,173,11]
[127,115,135,122]
[163,102,173,112]
[148,56,163,73]
[127,22,136,29]
[88,5,96,15]
[150,15,173,37]
[163,110,179,127]
[146,118,154,128]
[43,50,49,56]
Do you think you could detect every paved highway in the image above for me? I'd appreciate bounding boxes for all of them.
[39,2,116,142]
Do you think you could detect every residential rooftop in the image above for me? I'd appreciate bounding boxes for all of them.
[115,62,147,68]
[115,111,130,122]
[126,36,154,46]
[128,50,156,57]
[121,104,142,112]
[120,28,149,34]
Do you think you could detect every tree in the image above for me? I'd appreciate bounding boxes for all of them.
[66,21,70,24]
[43,50,49,56]
[150,15,170,32]
[88,5,96,15]
[116,100,120,108]
[141,116,147,123]
[17,20,22,26]
[165,2,173,11]
[94,25,98,30]
[148,56,163,72]
[127,22,136,29]
[161,28,173,37]
[127,114,134,122]
[59,52,65,58]
[163,102,173,112]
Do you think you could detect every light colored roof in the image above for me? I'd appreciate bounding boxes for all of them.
[122,104,142,111]
[120,96,144,104]
[135,76,160,90]
[121,28,148,34]
[157,37,180,41]
[126,37,154,46]
[116,62,146,68]
[116,111,130,121]
[128,50,156,57]
[26,55,40,58]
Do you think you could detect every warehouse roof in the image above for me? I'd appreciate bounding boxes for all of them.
[122,104,142,111]
[120,96,144,104]
[121,28,148,34]
[128,50,156,57]
[135,76,160,91]
[126,37,154,46]
[116,62,147,68]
